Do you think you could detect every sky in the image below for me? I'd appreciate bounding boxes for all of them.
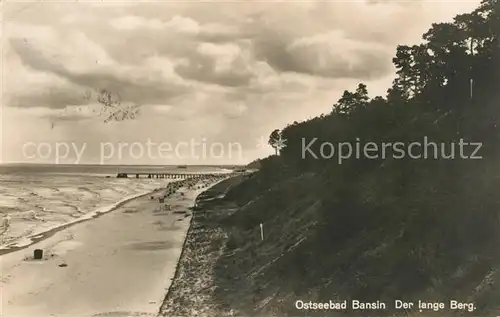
[0,0,482,165]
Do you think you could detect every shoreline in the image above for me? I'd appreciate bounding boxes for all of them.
[0,170,240,256]
[2,176,229,317]
[0,188,164,256]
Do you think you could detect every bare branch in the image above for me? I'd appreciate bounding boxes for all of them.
[88,88,141,123]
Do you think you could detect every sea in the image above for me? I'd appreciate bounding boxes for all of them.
[0,164,232,251]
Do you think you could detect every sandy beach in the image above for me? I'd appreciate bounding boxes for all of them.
[1,175,229,317]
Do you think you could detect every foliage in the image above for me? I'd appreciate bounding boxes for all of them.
[268,129,286,155]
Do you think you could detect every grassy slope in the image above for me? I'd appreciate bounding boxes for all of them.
[213,164,500,317]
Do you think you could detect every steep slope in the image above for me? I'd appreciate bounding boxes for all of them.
[209,162,500,316]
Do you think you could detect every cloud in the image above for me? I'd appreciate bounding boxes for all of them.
[9,23,192,107]
[110,14,251,44]
[253,29,393,80]
[2,0,482,164]
[174,41,256,87]
[110,15,169,30]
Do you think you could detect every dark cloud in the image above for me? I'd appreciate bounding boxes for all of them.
[174,53,253,87]
[252,30,393,80]
[194,30,254,44]
[192,20,258,44]
[97,8,395,85]
[9,38,193,108]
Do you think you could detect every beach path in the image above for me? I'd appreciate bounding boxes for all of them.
[1,182,208,317]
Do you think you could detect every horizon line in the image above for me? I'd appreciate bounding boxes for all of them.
[0,162,248,167]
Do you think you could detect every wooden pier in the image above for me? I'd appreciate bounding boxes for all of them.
[116,172,243,179]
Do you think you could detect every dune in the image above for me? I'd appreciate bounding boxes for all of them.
[0,176,229,317]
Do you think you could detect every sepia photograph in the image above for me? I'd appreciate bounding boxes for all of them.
[1,0,499,316]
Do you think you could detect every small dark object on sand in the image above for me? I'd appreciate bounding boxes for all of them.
[150,196,154,200]
[34,249,43,260]
[159,198,164,203]
[58,263,68,267]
